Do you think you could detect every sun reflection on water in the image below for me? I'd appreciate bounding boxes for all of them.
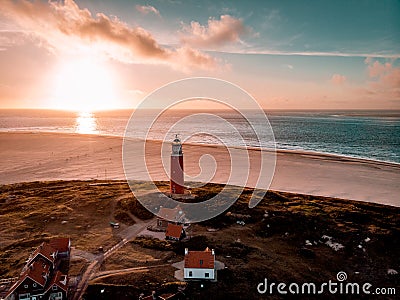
[75,112,98,134]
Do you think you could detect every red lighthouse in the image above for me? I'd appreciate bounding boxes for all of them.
[170,135,184,194]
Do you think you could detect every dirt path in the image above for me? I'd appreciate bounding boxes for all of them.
[71,204,154,300]
[91,263,171,281]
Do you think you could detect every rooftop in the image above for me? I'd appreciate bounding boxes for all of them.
[184,247,215,269]
[5,260,51,298]
[46,270,68,293]
[28,242,57,265]
[165,223,184,239]
[49,237,70,253]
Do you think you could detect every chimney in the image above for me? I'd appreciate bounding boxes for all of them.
[184,248,188,255]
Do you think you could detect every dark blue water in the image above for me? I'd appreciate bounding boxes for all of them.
[268,111,400,163]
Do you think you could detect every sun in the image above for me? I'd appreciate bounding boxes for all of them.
[52,58,117,112]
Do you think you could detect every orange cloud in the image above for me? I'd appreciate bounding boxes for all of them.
[0,0,217,71]
[330,74,346,85]
[135,5,160,16]
[181,15,250,48]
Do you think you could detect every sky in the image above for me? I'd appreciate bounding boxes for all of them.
[0,0,399,110]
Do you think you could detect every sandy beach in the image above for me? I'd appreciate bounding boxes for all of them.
[0,132,399,207]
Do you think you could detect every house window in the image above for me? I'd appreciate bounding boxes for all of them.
[19,294,30,300]
[50,292,63,299]
[33,283,37,287]
[189,271,192,277]
[199,259,203,265]
[205,272,209,278]
[24,284,28,288]
[158,220,162,226]
[52,285,58,290]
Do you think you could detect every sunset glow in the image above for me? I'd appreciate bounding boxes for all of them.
[52,59,117,112]
[75,111,98,134]
[0,0,399,110]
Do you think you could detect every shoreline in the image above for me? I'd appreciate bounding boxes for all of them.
[1,131,399,207]
[2,130,399,167]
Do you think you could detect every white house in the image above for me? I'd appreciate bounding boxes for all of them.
[184,247,215,280]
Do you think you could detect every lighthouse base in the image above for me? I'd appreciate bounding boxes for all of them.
[165,191,195,200]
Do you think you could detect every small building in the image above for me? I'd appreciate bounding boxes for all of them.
[165,224,185,241]
[184,247,215,280]
[156,206,186,230]
[156,218,169,230]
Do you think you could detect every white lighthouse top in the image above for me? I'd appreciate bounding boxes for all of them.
[171,134,182,155]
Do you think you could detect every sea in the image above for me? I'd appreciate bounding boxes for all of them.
[0,109,399,164]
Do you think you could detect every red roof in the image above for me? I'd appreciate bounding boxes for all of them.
[49,237,70,253]
[184,247,215,269]
[165,223,184,239]
[45,271,68,293]
[29,242,57,265]
[5,260,51,298]
[27,260,51,286]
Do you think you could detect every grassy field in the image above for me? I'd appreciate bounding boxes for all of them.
[1,180,399,299]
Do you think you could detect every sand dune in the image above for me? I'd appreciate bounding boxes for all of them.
[0,132,399,207]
